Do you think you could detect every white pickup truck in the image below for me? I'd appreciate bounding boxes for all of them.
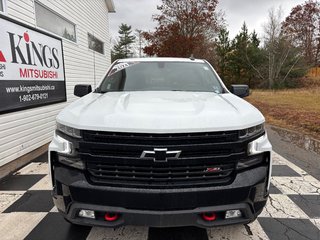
[49,58,272,228]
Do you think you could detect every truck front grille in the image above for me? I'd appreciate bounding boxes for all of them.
[80,130,247,189]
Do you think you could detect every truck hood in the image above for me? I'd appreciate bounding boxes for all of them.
[57,91,265,133]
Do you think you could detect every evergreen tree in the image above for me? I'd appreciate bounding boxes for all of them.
[215,23,265,88]
[118,24,136,58]
[246,30,265,87]
[111,43,125,62]
[111,23,136,62]
[228,22,252,85]
[216,28,231,82]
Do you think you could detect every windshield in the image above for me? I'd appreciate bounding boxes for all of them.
[97,61,224,93]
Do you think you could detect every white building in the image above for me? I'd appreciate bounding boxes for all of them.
[0,0,115,177]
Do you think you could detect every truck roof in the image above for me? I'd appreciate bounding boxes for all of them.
[117,57,205,63]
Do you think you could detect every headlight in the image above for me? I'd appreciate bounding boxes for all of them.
[53,131,85,170]
[237,134,271,170]
[247,134,270,156]
[56,122,81,138]
[239,123,264,139]
[55,134,75,155]
[237,135,265,170]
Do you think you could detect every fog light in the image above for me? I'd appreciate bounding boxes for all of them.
[225,210,242,219]
[79,210,95,219]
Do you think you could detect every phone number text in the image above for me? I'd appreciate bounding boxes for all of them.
[19,93,49,102]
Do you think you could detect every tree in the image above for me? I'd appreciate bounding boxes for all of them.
[282,0,320,66]
[215,28,231,82]
[245,30,267,87]
[217,23,264,87]
[228,23,252,84]
[214,8,308,89]
[118,24,136,57]
[111,23,136,62]
[111,39,124,62]
[261,7,305,88]
[143,0,222,58]
[130,29,149,58]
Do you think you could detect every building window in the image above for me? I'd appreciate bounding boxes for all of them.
[34,1,76,42]
[88,33,104,54]
[0,0,4,12]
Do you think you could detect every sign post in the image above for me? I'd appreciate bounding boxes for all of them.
[0,15,66,114]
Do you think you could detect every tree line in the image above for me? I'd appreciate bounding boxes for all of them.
[112,0,320,89]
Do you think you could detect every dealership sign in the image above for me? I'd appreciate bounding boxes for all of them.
[0,15,66,114]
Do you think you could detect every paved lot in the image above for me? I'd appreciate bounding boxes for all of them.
[0,152,319,240]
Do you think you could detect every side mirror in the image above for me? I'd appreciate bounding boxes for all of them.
[230,85,249,98]
[74,84,92,97]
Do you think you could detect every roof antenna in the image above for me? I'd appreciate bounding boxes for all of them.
[190,54,195,61]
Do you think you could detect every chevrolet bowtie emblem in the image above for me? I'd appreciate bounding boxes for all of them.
[140,148,182,162]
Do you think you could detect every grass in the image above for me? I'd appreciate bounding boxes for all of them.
[246,87,320,140]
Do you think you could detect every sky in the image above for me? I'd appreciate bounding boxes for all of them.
[109,0,307,41]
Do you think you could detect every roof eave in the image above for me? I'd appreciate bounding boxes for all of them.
[105,0,116,13]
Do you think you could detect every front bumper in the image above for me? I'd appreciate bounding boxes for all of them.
[49,131,272,228]
[51,164,269,228]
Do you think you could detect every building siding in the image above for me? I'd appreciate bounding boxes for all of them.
[0,0,112,166]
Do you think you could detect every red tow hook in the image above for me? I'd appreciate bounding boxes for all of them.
[201,212,217,221]
[104,212,120,222]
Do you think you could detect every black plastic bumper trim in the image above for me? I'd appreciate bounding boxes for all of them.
[57,201,265,228]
